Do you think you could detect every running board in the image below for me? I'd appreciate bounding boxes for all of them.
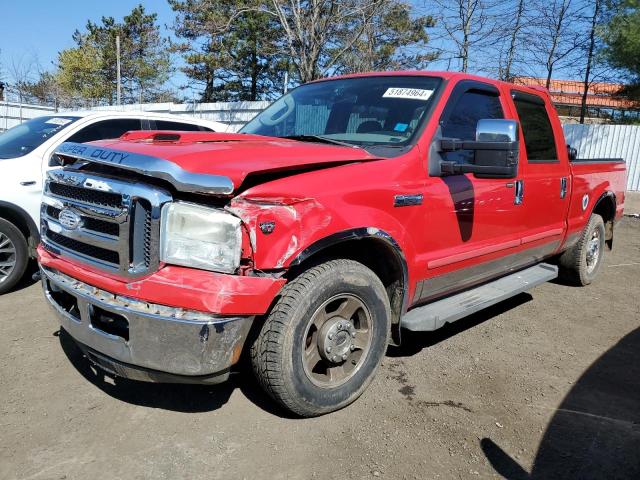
[401,263,558,332]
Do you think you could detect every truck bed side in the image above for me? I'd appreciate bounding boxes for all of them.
[565,159,627,246]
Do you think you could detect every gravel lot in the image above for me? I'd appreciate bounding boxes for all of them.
[1,218,639,480]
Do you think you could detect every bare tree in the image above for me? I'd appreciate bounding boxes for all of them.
[428,0,500,73]
[6,54,35,120]
[579,0,602,124]
[497,0,526,81]
[266,0,387,82]
[527,0,587,89]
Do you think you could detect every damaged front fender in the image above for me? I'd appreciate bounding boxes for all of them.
[228,196,332,269]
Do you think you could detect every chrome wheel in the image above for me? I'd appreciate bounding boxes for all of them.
[302,294,373,388]
[0,232,17,284]
[586,229,601,274]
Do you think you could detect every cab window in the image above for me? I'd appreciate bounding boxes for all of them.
[67,118,143,143]
[512,93,558,162]
[441,87,504,164]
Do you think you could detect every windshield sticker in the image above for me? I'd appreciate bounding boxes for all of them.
[394,123,409,132]
[45,118,72,126]
[383,88,433,101]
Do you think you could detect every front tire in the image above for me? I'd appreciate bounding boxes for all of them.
[0,218,28,294]
[251,259,391,417]
[559,213,605,286]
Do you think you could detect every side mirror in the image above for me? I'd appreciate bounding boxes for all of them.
[567,144,577,161]
[438,119,519,179]
[476,118,518,142]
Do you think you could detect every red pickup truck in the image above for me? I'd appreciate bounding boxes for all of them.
[38,72,626,416]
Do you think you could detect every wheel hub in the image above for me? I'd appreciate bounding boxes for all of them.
[586,230,600,272]
[318,318,357,363]
[0,232,17,283]
[302,293,372,388]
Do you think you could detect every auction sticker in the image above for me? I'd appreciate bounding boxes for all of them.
[383,88,433,101]
[45,118,73,126]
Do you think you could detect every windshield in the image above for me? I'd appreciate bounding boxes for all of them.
[0,115,80,159]
[241,75,442,148]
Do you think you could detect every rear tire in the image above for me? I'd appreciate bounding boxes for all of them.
[0,218,29,294]
[251,259,391,417]
[559,214,605,286]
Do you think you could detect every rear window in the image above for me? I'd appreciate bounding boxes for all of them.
[155,120,211,131]
[67,118,143,143]
[513,93,558,162]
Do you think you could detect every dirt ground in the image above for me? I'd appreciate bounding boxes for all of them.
[1,218,639,480]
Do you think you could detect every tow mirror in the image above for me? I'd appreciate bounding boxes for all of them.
[476,118,518,142]
[438,119,519,179]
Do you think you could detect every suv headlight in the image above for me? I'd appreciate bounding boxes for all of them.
[160,202,242,273]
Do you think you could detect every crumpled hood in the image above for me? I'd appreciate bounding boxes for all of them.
[91,132,380,192]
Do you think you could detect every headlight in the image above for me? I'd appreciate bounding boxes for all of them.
[160,202,242,273]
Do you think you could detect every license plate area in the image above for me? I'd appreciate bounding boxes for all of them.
[90,305,129,341]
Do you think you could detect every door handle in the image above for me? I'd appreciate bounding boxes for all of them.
[514,179,524,205]
[560,177,567,199]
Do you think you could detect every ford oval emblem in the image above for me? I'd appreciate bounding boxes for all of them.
[58,208,82,230]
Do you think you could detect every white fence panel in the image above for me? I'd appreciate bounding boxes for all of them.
[563,124,640,191]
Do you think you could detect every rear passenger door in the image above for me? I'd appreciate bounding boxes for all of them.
[509,90,570,257]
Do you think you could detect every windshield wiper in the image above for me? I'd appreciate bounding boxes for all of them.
[280,135,357,148]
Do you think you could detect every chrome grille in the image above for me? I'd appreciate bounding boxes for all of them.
[46,231,120,265]
[48,182,122,207]
[46,205,120,237]
[42,169,171,278]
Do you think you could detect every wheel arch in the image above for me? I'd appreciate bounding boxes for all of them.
[288,227,408,345]
[591,191,616,249]
[0,201,39,256]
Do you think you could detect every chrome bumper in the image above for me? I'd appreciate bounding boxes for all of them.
[41,267,254,382]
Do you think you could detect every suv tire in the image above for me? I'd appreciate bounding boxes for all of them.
[0,218,29,294]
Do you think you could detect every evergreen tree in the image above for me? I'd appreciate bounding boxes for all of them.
[600,0,640,92]
[170,0,283,102]
[56,5,172,104]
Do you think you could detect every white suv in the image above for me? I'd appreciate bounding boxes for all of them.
[0,110,228,293]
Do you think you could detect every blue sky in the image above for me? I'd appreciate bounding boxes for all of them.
[1,0,176,69]
[0,0,197,96]
[1,0,603,99]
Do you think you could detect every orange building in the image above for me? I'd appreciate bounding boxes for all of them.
[513,77,640,122]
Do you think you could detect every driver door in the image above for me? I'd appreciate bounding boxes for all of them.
[412,80,526,304]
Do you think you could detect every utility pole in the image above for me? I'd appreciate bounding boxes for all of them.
[116,35,122,106]
[580,0,600,124]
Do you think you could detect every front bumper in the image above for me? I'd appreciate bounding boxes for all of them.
[41,266,254,383]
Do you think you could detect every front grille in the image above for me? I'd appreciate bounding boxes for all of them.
[84,217,120,237]
[46,231,120,265]
[46,205,119,237]
[49,182,122,207]
[42,170,170,278]
[143,207,152,267]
